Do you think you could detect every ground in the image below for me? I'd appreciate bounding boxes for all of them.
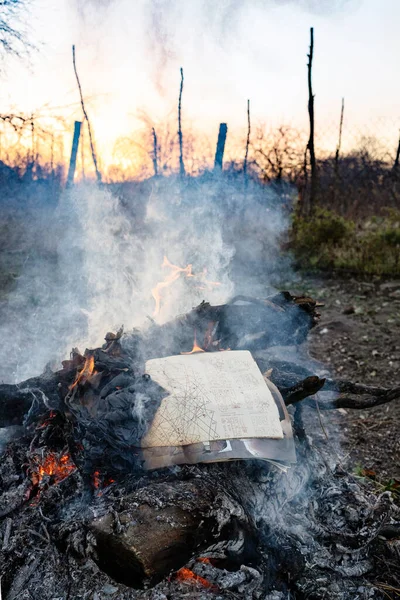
[296,275,400,483]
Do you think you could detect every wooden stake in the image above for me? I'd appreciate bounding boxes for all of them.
[244,99,251,179]
[72,45,102,184]
[178,67,185,178]
[307,27,317,214]
[66,120,82,188]
[393,129,400,170]
[335,97,344,168]
[152,127,158,176]
[214,123,228,170]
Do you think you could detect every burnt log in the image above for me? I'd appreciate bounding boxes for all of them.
[0,292,399,430]
[89,478,254,588]
[139,292,321,359]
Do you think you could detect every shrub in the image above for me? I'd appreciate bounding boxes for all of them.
[291,207,400,275]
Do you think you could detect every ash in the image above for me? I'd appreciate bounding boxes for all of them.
[1,433,399,599]
[0,297,399,599]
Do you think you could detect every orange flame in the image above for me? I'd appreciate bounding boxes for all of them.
[181,330,205,355]
[31,452,76,488]
[93,470,101,489]
[175,567,215,589]
[152,256,192,316]
[152,255,221,316]
[69,355,95,390]
[197,557,212,564]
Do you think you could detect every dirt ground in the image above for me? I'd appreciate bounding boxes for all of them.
[296,275,400,483]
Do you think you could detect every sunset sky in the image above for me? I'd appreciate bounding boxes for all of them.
[1,0,400,170]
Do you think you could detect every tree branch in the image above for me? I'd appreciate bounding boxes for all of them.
[72,45,101,184]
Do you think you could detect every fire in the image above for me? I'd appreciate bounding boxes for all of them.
[30,451,76,488]
[92,470,116,491]
[197,557,212,564]
[152,256,192,316]
[175,567,215,589]
[152,255,221,316]
[93,470,101,489]
[181,329,205,355]
[69,355,95,390]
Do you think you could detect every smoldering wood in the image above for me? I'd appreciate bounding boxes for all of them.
[140,292,321,359]
[0,292,399,428]
[89,478,254,588]
[1,300,400,597]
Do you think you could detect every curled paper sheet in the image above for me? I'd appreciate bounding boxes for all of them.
[140,351,296,470]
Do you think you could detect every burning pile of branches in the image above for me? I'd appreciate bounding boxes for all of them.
[0,292,400,599]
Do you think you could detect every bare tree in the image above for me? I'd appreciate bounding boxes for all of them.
[253,125,305,184]
[0,0,31,59]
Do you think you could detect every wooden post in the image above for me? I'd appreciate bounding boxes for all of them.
[214,123,228,170]
[335,97,344,168]
[72,45,102,184]
[152,127,158,176]
[307,27,317,214]
[334,97,345,213]
[393,130,400,170]
[243,99,251,180]
[178,67,185,178]
[66,120,82,188]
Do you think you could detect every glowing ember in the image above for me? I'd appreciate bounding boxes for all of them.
[181,329,205,355]
[30,451,76,488]
[92,470,116,491]
[152,255,221,316]
[93,470,101,489]
[175,567,215,589]
[197,557,212,564]
[69,355,96,390]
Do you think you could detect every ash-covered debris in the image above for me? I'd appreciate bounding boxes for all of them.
[1,434,400,599]
[1,297,400,599]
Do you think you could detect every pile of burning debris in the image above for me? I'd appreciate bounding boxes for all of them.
[1,292,400,599]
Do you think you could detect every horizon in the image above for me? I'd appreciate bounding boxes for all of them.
[1,0,400,178]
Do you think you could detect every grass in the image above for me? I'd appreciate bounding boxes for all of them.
[291,208,400,276]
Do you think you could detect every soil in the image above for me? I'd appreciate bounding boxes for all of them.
[294,274,400,482]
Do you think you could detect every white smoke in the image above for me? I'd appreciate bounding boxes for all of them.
[0,174,291,383]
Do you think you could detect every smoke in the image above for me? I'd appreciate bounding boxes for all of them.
[71,0,359,92]
[0,174,291,383]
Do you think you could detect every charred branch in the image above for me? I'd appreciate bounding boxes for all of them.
[316,385,400,411]
[282,376,326,405]
[89,478,254,587]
